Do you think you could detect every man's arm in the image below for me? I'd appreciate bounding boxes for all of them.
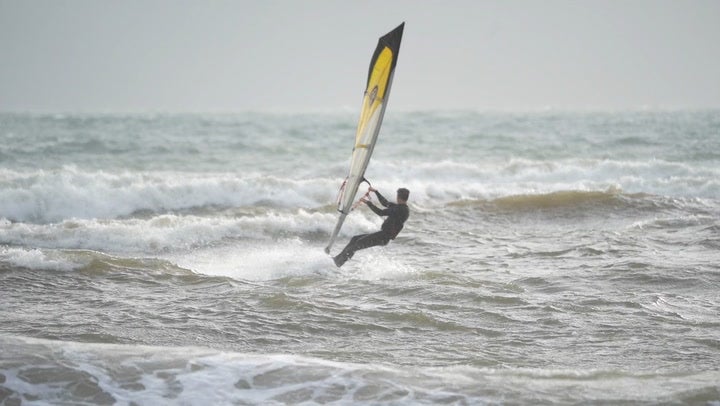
[365,200,389,216]
[374,190,392,208]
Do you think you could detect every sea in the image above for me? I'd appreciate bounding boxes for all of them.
[1,110,719,405]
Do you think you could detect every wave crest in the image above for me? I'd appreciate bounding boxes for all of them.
[448,189,681,213]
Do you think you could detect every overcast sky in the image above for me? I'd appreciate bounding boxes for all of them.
[1,0,719,113]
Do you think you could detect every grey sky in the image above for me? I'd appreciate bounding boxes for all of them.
[1,0,719,113]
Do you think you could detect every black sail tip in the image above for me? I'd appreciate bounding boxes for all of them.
[379,22,404,63]
[366,22,405,87]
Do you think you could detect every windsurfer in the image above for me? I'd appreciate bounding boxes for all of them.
[333,187,409,267]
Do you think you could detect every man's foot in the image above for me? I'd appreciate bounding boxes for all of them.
[333,251,353,268]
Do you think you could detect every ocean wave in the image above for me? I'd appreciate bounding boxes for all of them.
[444,189,692,214]
[0,247,203,282]
[1,335,718,405]
[369,157,720,205]
[0,209,415,281]
[1,157,718,224]
[0,246,82,272]
[0,166,335,224]
[0,210,354,255]
[492,189,627,210]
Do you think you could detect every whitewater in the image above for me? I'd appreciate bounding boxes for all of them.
[1,110,719,404]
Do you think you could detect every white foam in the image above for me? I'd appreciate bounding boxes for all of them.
[165,237,418,282]
[0,246,82,271]
[167,238,333,281]
[0,166,335,224]
[340,250,418,281]
[0,210,349,254]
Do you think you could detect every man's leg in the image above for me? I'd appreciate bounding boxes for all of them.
[333,231,389,267]
[334,234,366,267]
[339,234,367,258]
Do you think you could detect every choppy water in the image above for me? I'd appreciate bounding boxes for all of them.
[1,111,719,404]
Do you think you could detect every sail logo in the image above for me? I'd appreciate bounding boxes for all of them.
[369,86,378,105]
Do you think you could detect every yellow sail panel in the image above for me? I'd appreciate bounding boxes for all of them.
[355,47,394,148]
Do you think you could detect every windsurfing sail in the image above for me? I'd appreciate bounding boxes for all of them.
[325,22,405,255]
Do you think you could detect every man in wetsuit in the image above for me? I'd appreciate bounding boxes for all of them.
[333,187,410,267]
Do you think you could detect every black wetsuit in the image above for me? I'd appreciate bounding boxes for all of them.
[333,190,409,267]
